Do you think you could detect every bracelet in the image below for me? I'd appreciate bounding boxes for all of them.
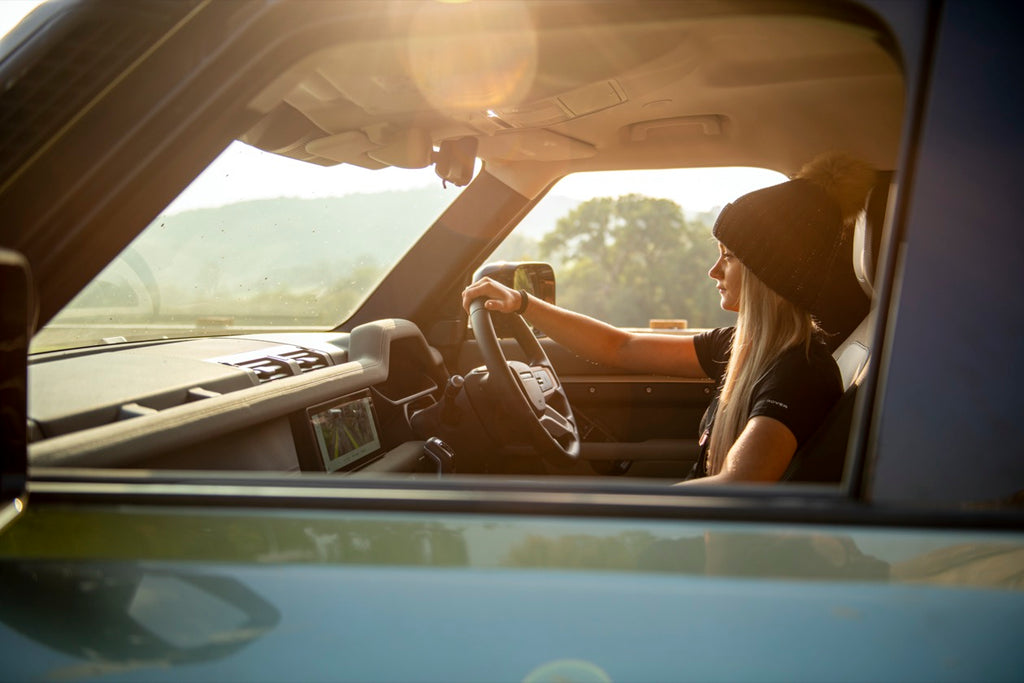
[516,289,530,315]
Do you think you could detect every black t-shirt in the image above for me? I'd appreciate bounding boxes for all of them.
[689,326,842,478]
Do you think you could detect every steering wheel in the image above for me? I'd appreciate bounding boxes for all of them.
[468,298,581,462]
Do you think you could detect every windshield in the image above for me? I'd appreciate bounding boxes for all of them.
[32,126,787,355]
[32,142,463,352]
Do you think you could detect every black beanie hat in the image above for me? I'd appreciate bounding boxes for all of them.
[712,152,876,319]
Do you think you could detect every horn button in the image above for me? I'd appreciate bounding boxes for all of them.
[510,361,548,412]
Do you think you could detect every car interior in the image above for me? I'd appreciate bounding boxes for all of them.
[10,1,905,487]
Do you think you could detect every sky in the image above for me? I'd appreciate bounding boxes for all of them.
[163,141,785,215]
[0,1,40,34]
[2,0,785,214]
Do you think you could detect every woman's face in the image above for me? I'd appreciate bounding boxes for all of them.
[708,243,742,312]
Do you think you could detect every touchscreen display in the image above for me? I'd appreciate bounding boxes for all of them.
[309,393,382,472]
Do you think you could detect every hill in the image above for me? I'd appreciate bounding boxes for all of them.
[70,188,579,318]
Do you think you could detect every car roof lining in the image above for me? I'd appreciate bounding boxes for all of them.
[239,4,903,182]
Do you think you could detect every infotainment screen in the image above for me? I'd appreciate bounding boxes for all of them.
[307,391,382,472]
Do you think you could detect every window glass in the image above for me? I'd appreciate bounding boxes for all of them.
[486,168,785,330]
[32,142,465,352]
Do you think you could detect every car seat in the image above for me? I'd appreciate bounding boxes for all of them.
[781,171,893,483]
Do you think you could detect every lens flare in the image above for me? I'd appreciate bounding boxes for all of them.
[407,1,538,111]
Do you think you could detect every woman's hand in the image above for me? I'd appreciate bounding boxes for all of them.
[461,277,523,314]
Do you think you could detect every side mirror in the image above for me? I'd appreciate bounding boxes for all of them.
[472,261,555,338]
[473,261,555,306]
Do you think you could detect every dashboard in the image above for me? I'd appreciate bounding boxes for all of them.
[27,320,450,475]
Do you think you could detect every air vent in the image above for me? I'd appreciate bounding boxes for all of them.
[234,357,298,383]
[277,348,332,373]
[216,346,334,384]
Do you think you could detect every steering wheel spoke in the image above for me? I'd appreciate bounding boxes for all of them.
[539,405,575,440]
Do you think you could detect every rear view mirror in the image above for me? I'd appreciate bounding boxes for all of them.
[433,137,478,187]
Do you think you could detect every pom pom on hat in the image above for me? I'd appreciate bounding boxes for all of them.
[712,151,876,319]
[795,151,877,228]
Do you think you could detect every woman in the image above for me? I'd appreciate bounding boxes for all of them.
[462,152,876,483]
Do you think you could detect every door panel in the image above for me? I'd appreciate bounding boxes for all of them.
[457,336,712,479]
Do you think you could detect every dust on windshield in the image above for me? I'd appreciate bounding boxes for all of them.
[32,142,460,352]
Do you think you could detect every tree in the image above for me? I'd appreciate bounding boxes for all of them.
[539,194,734,329]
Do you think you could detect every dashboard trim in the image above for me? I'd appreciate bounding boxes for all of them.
[29,319,442,470]
[31,357,386,468]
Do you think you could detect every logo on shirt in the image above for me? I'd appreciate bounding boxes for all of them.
[764,399,789,410]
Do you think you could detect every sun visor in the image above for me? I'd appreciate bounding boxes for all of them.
[478,130,595,162]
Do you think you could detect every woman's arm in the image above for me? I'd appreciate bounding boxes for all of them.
[678,416,798,485]
[462,277,707,378]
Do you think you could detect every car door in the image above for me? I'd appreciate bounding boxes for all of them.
[2,1,1024,680]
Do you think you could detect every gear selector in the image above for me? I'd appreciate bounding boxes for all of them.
[422,436,455,475]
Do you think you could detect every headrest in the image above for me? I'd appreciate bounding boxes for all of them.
[853,171,894,297]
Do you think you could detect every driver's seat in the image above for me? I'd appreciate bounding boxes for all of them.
[781,171,893,483]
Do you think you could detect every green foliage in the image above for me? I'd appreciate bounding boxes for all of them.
[537,194,735,329]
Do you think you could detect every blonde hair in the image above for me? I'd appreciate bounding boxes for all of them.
[706,263,816,476]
